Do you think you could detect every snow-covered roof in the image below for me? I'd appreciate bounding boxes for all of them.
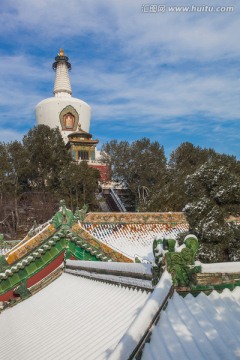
[65,260,153,290]
[0,247,11,255]
[109,271,173,360]
[141,287,240,360]
[0,273,150,360]
[83,223,188,261]
[66,259,152,276]
[198,261,240,273]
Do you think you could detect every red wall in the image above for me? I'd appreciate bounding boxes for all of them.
[27,253,64,288]
[89,163,110,182]
[0,252,64,302]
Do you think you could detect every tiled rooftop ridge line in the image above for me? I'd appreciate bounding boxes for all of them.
[108,271,173,360]
[84,223,188,238]
[0,223,136,301]
[5,223,57,265]
[66,260,152,275]
[24,220,52,239]
[66,229,112,262]
[66,260,152,279]
[83,212,187,224]
[66,269,153,291]
[0,231,66,300]
[0,226,103,303]
[72,223,134,262]
[65,260,153,290]
[0,231,64,280]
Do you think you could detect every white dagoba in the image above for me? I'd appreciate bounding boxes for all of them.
[35,49,91,142]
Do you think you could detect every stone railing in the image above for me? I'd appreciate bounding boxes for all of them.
[110,188,127,212]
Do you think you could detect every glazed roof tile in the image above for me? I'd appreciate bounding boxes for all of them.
[66,259,152,276]
[141,287,240,360]
[66,269,153,289]
[83,222,188,261]
[0,273,149,360]
[65,260,153,290]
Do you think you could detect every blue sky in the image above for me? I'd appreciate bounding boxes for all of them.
[0,0,239,159]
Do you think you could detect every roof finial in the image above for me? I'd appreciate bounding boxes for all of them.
[59,48,65,56]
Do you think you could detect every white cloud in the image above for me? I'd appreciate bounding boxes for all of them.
[72,64,240,122]
[2,0,240,63]
[0,0,239,157]
[0,129,24,143]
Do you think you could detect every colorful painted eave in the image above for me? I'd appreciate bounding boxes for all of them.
[1,204,239,306]
[0,204,133,302]
[5,223,57,266]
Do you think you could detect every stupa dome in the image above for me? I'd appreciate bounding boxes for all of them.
[35,49,91,143]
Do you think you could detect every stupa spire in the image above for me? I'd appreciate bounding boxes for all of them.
[52,48,72,97]
[36,49,91,144]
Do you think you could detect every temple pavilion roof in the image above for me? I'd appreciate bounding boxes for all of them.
[0,270,150,360]
[82,221,189,262]
[67,125,99,146]
[0,204,240,359]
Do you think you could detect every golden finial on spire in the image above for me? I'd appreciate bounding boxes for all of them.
[53,48,71,71]
[58,48,65,56]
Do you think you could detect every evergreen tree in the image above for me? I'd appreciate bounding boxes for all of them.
[59,161,100,210]
[23,125,71,194]
[167,142,215,210]
[184,154,240,262]
[0,141,29,232]
[101,138,167,211]
[0,125,100,237]
[0,143,9,202]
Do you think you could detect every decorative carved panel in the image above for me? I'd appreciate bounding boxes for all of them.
[59,105,79,131]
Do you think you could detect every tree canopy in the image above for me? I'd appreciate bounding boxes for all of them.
[101,138,240,262]
[101,138,167,211]
[0,125,100,238]
[1,125,239,263]
[23,125,71,192]
[184,153,240,262]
